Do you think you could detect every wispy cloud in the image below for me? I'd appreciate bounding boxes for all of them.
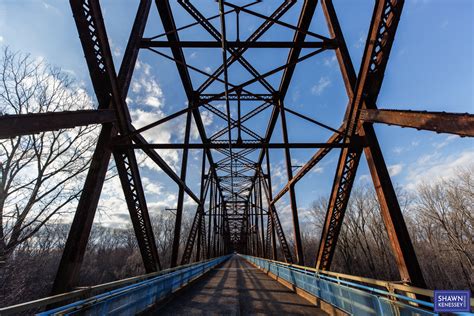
[323,55,337,67]
[388,164,403,176]
[354,33,366,49]
[433,134,459,149]
[311,77,331,95]
[405,150,474,190]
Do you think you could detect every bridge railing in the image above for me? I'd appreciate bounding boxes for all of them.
[241,255,473,316]
[0,255,230,316]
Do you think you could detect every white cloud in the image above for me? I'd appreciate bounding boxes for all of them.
[144,95,162,108]
[126,60,185,171]
[131,81,141,93]
[292,87,301,102]
[205,67,212,74]
[323,55,337,67]
[410,0,432,5]
[42,1,61,15]
[392,146,404,154]
[405,150,474,190]
[142,177,163,195]
[0,35,4,43]
[358,174,371,182]
[354,33,366,49]
[433,134,459,149]
[131,108,180,171]
[132,70,164,109]
[311,77,331,95]
[388,164,403,176]
[113,46,121,57]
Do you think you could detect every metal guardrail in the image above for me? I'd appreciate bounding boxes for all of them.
[0,255,230,316]
[241,255,473,316]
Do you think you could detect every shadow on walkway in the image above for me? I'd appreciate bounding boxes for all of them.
[151,255,327,315]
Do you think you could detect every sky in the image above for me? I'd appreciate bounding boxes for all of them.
[0,0,473,231]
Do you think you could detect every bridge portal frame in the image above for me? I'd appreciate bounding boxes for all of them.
[1,0,472,296]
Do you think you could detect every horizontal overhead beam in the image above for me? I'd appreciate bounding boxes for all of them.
[0,109,116,139]
[360,109,474,137]
[119,142,351,149]
[141,40,335,49]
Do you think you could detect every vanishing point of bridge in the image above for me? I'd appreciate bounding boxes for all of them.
[1,0,473,315]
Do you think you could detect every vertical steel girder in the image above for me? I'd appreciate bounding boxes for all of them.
[265,150,278,261]
[170,111,192,267]
[114,149,161,271]
[279,0,318,97]
[260,165,294,263]
[181,152,211,265]
[207,179,214,259]
[316,146,362,269]
[52,0,157,294]
[316,0,426,288]
[51,123,115,294]
[278,99,304,265]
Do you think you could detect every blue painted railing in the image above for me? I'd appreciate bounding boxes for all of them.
[242,255,441,316]
[39,255,230,315]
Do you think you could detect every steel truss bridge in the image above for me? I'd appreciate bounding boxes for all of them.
[1,0,473,315]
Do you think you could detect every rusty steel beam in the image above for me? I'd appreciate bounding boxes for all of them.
[141,40,332,48]
[316,0,427,289]
[52,0,156,295]
[76,0,161,275]
[279,0,318,97]
[316,0,399,272]
[121,142,349,149]
[360,109,474,137]
[0,110,115,139]
[278,99,304,265]
[51,123,115,295]
[170,111,192,267]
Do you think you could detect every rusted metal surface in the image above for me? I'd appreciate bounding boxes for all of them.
[0,110,116,139]
[316,0,428,290]
[360,109,474,137]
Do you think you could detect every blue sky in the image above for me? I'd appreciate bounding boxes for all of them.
[1,0,473,228]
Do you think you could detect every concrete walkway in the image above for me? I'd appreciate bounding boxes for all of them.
[154,255,328,315]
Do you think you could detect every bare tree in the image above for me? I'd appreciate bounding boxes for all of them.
[0,47,98,262]
[416,165,474,290]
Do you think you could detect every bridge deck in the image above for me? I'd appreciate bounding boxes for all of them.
[152,255,327,315]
